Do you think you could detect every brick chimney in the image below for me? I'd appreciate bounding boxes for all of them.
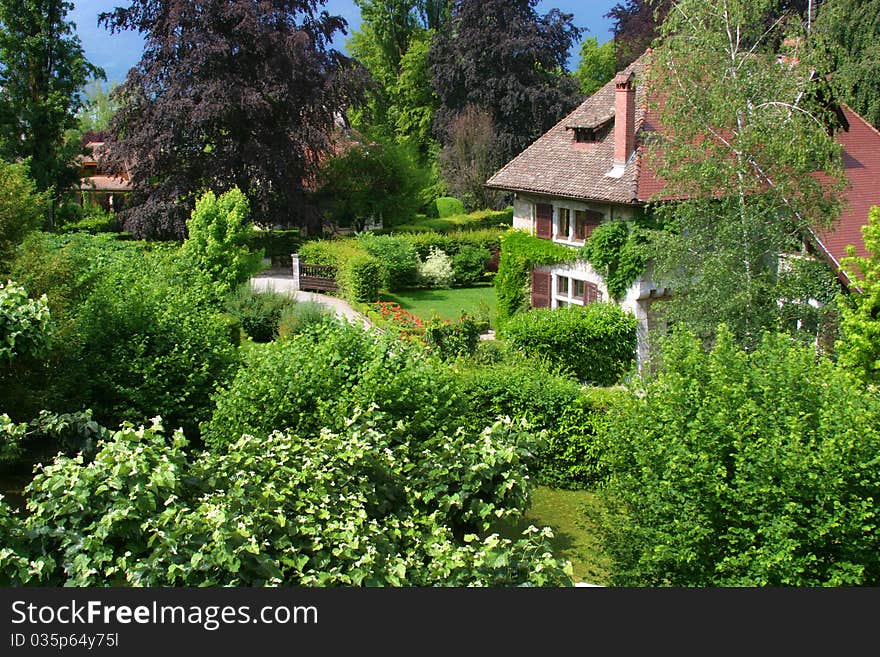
[614,71,636,167]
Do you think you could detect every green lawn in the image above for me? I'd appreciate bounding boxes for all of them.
[495,486,612,586]
[378,284,497,326]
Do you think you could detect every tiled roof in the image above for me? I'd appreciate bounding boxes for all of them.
[79,174,131,192]
[813,106,880,272]
[485,57,648,204]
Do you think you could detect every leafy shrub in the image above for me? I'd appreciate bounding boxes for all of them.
[203,322,467,451]
[0,281,50,363]
[596,328,880,586]
[0,161,48,264]
[6,415,571,586]
[224,283,295,343]
[339,252,384,302]
[181,187,262,296]
[402,229,503,260]
[455,358,623,488]
[392,209,512,234]
[57,204,120,235]
[358,233,420,290]
[428,196,466,218]
[423,314,481,360]
[277,301,330,339]
[499,304,637,385]
[298,238,364,267]
[418,248,454,288]
[452,245,491,286]
[581,219,648,300]
[73,249,239,436]
[495,229,578,320]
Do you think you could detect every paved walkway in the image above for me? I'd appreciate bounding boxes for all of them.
[250,272,374,330]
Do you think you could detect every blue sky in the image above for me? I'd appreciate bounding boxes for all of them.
[70,1,618,85]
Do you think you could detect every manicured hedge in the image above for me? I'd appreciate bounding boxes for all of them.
[391,208,513,233]
[499,303,637,385]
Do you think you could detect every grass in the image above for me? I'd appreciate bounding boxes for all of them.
[378,284,497,326]
[495,486,612,586]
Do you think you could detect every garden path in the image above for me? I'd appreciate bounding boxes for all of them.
[250,272,374,330]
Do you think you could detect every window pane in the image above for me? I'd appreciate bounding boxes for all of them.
[558,208,570,238]
[556,276,569,295]
[574,279,586,298]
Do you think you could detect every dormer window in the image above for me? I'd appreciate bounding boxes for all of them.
[574,127,597,143]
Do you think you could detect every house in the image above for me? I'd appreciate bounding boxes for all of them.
[485,52,880,367]
[76,139,131,213]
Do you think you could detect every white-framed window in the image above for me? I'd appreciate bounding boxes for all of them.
[553,274,601,307]
[554,206,603,245]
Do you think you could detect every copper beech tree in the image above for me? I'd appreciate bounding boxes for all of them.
[99,0,369,239]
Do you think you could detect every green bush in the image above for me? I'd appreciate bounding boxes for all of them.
[0,280,50,363]
[428,196,467,218]
[423,315,481,360]
[494,229,579,321]
[298,238,364,268]
[358,233,420,291]
[339,253,384,303]
[452,245,491,286]
[499,304,637,385]
[0,161,49,265]
[7,414,571,586]
[224,283,295,343]
[181,188,262,296]
[277,301,331,339]
[455,358,623,488]
[57,204,120,235]
[597,328,880,586]
[392,208,513,234]
[403,229,503,260]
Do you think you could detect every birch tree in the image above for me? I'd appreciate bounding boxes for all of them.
[644,0,845,348]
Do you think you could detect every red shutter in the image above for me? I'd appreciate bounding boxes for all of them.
[583,282,599,304]
[531,270,551,308]
[584,210,602,239]
[536,203,552,239]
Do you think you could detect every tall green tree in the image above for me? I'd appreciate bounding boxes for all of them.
[575,36,617,96]
[644,0,845,348]
[347,1,450,154]
[0,0,103,227]
[429,0,582,165]
[814,0,880,128]
[99,0,368,239]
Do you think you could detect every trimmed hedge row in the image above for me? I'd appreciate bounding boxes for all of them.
[499,303,637,385]
[391,208,513,234]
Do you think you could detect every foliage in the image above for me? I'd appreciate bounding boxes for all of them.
[494,229,577,320]
[644,0,845,349]
[75,79,119,134]
[606,0,671,69]
[451,245,491,286]
[427,196,466,218]
[0,280,50,363]
[277,301,331,339]
[815,0,880,129]
[455,358,625,488]
[0,413,26,464]
[581,217,652,300]
[5,413,571,586]
[340,252,385,302]
[54,246,239,437]
[429,0,582,165]
[418,247,454,288]
[500,304,638,385]
[298,238,365,268]
[56,202,120,235]
[181,188,263,297]
[0,161,50,264]
[247,229,302,268]
[0,0,103,209]
[438,106,504,211]
[422,314,480,359]
[391,210,511,234]
[837,206,880,378]
[316,139,427,230]
[224,284,296,343]
[775,252,844,350]
[204,321,464,450]
[347,3,447,155]
[596,327,880,586]
[576,36,617,96]
[98,0,368,238]
[358,233,421,290]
